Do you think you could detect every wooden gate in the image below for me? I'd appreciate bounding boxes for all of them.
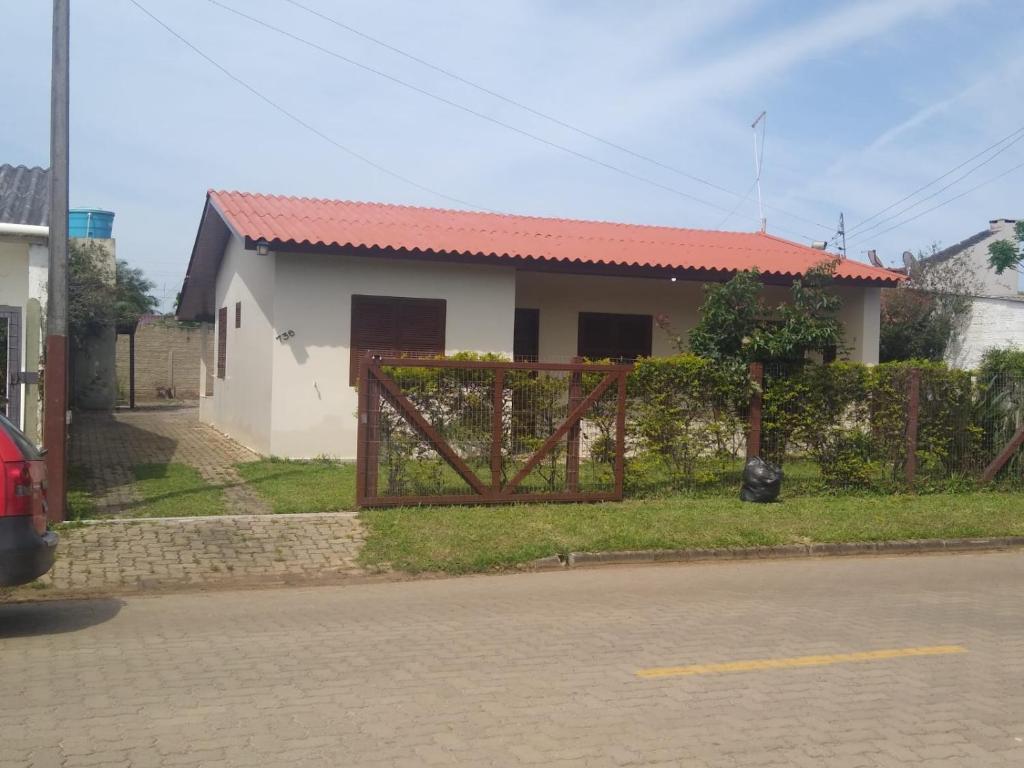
[356,355,632,507]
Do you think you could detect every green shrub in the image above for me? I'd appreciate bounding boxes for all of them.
[628,355,751,487]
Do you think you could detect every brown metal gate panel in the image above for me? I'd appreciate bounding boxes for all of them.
[356,356,632,507]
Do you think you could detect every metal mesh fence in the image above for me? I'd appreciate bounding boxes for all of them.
[759,363,1024,490]
[358,357,1024,505]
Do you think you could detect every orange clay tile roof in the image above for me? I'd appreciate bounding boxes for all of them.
[206,190,902,284]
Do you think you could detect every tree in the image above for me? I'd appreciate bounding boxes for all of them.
[114,261,159,329]
[68,239,157,348]
[686,270,763,361]
[988,220,1024,274]
[680,259,844,364]
[879,245,977,362]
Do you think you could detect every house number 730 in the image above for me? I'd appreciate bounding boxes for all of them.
[276,330,295,342]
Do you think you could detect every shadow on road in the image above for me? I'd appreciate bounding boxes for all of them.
[0,598,124,638]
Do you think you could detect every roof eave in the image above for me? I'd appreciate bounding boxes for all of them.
[260,238,904,286]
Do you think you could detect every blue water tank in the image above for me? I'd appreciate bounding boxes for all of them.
[69,208,115,238]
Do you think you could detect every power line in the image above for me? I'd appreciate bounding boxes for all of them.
[127,0,494,213]
[846,157,1024,247]
[843,122,1024,240]
[716,181,757,228]
[842,129,1024,243]
[281,0,835,235]
[206,0,766,224]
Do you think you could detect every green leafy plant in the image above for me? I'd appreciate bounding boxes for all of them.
[988,221,1024,274]
[879,245,977,362]
[629,355,751,487]
[684,259,844,364]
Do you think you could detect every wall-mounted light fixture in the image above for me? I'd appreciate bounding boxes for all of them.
[256,239,270,256]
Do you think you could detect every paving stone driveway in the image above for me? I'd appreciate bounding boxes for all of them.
[70,404,270,516]
[29,404,370,594]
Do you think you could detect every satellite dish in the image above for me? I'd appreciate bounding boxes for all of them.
[902,250,917,272]
[867,249,884,268]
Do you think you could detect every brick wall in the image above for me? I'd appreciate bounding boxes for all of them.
[946,296,1024,369]
[116,319,213,402]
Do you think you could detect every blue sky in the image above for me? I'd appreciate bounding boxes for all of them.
[3,0,1023,310]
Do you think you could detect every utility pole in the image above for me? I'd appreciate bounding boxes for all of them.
[45,0,70,522]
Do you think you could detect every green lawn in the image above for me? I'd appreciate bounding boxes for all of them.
[235,459,356,513]
[358,491,1024,574]
[125,463,226,518]
[66,465,97,521]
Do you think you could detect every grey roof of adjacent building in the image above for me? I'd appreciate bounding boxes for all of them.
[0,164,50,226]
[920,229,992,265]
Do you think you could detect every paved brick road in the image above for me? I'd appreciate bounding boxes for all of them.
[2,553,1023,767]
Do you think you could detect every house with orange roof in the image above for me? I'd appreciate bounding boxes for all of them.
[176,191,901,459]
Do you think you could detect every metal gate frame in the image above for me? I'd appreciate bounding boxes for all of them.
[356,355,632,507]
[0,306,22,428]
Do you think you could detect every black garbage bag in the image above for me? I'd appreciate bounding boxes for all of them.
[740,456,783,503]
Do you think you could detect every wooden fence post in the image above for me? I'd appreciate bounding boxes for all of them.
[746,362,764,460]
[614,370,627,499]
[356,354,380,504]
[490,368,504,495]
[565,357,583,493]
[905,367,921,487]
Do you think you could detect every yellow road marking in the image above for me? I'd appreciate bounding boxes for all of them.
[636,645,967,679]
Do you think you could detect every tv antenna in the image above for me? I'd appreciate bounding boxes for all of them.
[836,212,847,258]
[751,111,767,233]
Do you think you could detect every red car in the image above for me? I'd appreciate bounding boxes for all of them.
[0,412,57,586]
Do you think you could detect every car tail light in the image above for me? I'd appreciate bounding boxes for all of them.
[1,460,33,517]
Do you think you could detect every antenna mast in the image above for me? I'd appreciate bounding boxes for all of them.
[836,212,847,258]
[751,110,767,233]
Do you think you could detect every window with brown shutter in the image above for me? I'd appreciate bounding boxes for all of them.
[235,301,242,328]
[577,312,652,361]
[350,295,446,384]
[217,306,227,379]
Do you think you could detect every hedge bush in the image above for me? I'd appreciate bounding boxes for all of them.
[369,353,1015,497]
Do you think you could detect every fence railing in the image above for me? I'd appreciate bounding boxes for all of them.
[357,355,1024,506]
[356,355,632,507]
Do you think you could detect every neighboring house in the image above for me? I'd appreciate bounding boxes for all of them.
[0,164,48,443]
[176,191,901,459]
[115,314,213,403]
[919,218,1023,369]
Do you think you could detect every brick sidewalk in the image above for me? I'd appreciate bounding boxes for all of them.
[70,404,270,516]
[5,512,369,597]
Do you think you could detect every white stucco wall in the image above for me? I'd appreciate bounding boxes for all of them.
[0,237,40,431]
[514,271,880,364]
[835,285,880,365]
[201,236,276,453]
[925,220,1020,298]
[946,296,1024,370]
[0,239,30,313]
[268,251,516,459]
[199,241,883,459]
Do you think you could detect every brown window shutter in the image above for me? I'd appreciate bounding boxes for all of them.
[577,312,652,361]
[235,301,242,328]
[350,295,446,384]
[217,306,227,379]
